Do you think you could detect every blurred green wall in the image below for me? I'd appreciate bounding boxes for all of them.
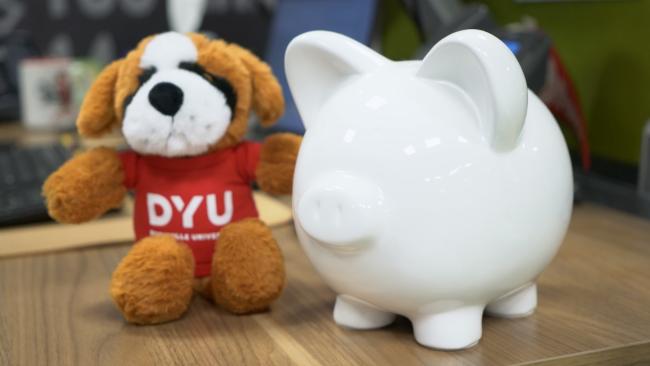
[380,0,422,60]
[382,0,650,165]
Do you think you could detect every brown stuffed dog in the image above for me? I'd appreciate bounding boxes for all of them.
[42,32,302,324]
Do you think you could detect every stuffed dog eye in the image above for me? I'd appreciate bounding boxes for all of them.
[178,61,237,117]
[121,67,157,114]
[139,67,156,85]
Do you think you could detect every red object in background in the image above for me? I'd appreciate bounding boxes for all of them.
[539,46,591,171]
[55,71,72,115]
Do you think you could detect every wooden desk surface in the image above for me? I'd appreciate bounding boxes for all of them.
[0,203,649,366]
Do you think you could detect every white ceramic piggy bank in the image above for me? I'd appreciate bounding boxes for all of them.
[286,29,573,350]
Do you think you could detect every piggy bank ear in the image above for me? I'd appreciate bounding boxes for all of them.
[285,31,387,129]
[417,29,528,151]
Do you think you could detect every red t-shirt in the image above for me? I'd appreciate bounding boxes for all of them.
[119,142,261,277]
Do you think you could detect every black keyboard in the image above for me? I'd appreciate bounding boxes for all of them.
[0,143,72,226]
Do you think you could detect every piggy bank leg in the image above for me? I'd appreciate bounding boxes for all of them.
[486,283,537,318]
[412,305,484,350]
[334,295,396,329]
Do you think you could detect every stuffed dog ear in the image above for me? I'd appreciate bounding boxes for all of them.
[77,60,123,138]
[227,44,284,127]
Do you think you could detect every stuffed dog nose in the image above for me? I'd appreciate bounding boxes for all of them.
[148,82,184,116]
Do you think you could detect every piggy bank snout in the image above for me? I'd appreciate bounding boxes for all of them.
[297,174,385,246]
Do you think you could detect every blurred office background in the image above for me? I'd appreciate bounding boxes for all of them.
[0,0,649,227]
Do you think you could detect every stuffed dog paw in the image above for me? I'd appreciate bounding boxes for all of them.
[42,32,302,324]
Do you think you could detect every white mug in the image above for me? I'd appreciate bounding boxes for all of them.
[18,58,97,131]
[19,58,75,130]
